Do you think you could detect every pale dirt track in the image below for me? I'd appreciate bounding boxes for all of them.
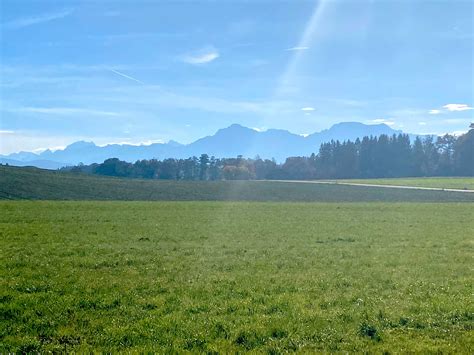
[266,180,474,193]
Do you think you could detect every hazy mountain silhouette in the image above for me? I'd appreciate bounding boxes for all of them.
[1,122,406,168]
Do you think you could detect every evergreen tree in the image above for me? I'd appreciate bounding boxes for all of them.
[68,129,473,180]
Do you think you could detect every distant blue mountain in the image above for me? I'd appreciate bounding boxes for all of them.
[0,158,68,170]
[0,122,408,169]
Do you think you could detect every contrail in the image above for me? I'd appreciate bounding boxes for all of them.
[108,68,145,84]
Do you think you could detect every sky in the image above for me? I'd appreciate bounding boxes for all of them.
[0,0,473,154]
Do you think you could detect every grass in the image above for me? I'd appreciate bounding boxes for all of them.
[1,165,473,202]
[332,177,474,190]
[1,201,473,352]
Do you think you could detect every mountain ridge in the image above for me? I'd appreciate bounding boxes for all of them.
[1,122,410,169]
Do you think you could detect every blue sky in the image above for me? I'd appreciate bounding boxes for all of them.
[1,0,473,154]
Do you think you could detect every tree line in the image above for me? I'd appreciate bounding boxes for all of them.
[67,128,474,180]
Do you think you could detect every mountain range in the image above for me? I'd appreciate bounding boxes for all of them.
[0,122,411,169]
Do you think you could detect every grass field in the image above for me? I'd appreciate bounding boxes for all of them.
[1,165,473,202]
[332,177,474,190]
[1,201,473,352]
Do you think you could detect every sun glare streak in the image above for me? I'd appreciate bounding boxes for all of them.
[237,0,329,175]
[275,0,328,97]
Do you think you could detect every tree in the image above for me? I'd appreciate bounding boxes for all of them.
[159,159,179,179]
[316,142,334,178]
[411,137,425,176]
[222,165,251,180]
[94,158,132,177]
[69,131,472,181]
[199,154,210,180]
[182,157,197,180]
[436,134,456,176]
[208,156,220,180]
[454,130,474,176]
[422,136,439,176]
[281,157,316,180]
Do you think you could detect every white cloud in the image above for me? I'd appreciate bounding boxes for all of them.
[429,109,441,114]
[0,130,15,134]
[370,118,395,126]
[301,107,315,111]
[3,9,74,29]
[286,46,309,51]
[418,122,427,126]
[181,47,219,64]
[443,103,473,112]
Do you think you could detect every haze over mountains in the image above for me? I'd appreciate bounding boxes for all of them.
[1,122,409,169]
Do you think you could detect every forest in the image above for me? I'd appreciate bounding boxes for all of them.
[66,129,474,180]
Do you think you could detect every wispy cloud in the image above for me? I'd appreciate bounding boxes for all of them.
[96,85,294,116]
[443,103,473,112]
[12,107,120,117]
[301,107,315,111]
[3,9,74,29]
[286,46,309,51]
[108,69,145,84]
[181,47,219,64]
[1,75,89,88]
[443,118,471,124]
[89,32,184,42]
[428,103,473,114]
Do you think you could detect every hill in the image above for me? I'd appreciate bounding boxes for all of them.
[0,158,67,170]
[1,165,472,202]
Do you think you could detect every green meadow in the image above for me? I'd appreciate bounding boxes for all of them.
[1,201,473,352]
[1,166,473,202]
[1,166,473,352]
[332,177,474,190]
